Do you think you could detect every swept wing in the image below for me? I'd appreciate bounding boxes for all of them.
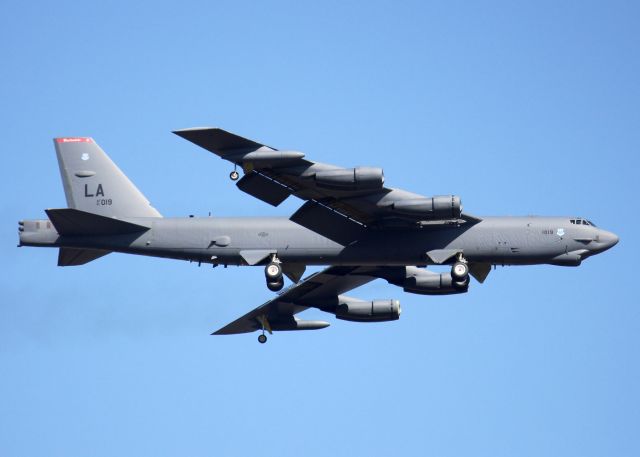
[174,128,480,244]
[213,266,380,335]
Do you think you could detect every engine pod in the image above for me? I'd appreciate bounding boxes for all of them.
[315,167,384,191]
[334,298,401,322]
[391,195,462,220]
[402,267,468,295]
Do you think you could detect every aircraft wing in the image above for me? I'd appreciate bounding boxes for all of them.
[213,266,378,335]
[174,127,481,245]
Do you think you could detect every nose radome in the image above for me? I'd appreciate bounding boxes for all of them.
[600,230,619,250]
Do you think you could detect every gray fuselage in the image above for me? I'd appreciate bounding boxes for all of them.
[19,215,618,268]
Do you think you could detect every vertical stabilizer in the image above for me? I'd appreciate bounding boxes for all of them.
[54,137,161,218]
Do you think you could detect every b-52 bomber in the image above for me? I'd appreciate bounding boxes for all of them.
[19,128,619,343]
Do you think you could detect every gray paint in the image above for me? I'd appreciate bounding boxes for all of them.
[18,130,619,340]
[19,214,618,267]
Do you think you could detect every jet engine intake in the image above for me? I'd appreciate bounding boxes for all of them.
[391,195,462,220]
[335,298,401,322]
[315,167,384,191]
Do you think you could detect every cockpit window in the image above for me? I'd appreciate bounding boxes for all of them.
[570,218,596,226]
[570,218,595,226]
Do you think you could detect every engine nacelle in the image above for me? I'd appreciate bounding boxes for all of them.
[391,195,462,220]
[335,298,401,322]
[402,267,468,295]
[315,167,384,191]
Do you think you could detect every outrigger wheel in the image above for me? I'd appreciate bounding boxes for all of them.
[229,170,239,181]
[258,334,267,344]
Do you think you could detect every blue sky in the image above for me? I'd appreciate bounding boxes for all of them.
[1,1,639,456]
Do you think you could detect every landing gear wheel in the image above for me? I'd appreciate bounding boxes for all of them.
[451,261,469,281]
[265,262,283,281]
[453,276,470,290]
[267,279,284,292]
[258,334,267,344]
[229,170,240,181]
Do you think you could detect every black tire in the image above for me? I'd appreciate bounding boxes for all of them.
[265,262,283,281]
[453,276,470,290]
[258,334,267,344]
[267,279,284,292]
[451,261,469,281]
[230,170,239,181]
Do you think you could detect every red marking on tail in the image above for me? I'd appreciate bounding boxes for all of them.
[55,137,93,143]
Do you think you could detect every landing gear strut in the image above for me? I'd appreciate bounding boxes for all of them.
[229,164,239,181]
[265,255,284,291]
[257,315,271,344]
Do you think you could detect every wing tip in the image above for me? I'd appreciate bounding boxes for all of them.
[173,127,219,135]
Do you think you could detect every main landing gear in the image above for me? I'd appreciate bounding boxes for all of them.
[451,254,470,290]
[265,255,284,291]
[258,333,267,344]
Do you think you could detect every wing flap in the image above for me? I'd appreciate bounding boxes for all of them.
[290,201,364,246]
[236,171,292,206]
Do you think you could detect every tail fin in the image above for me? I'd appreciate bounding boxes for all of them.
[54,137,161,218]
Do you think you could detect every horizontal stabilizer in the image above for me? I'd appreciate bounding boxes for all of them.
[45,208,150,236]
[58,247,110,266]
